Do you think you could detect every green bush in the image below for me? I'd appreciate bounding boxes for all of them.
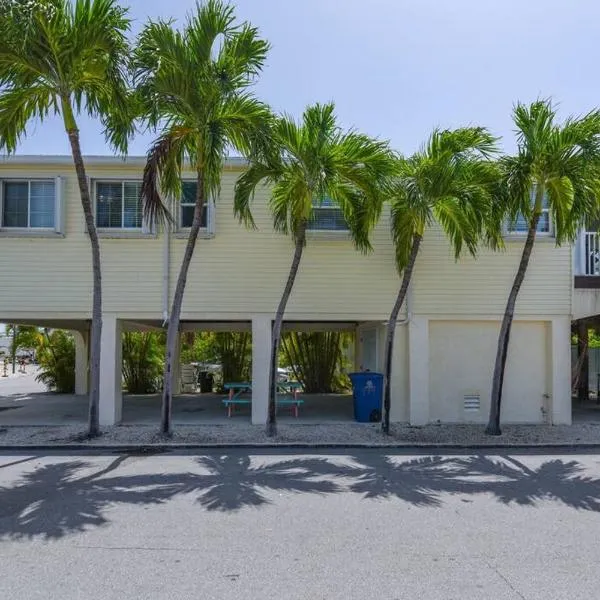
[180,332,251,391]
[216,332,251,385]
[122,332,165,394]
[280,331,353,393]
[35,329,75,393]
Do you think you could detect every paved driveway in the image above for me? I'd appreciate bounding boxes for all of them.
[1,448,600,599]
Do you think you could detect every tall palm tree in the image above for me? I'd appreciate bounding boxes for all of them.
[382,128,499,433]
[0,0,132,437]
[486,100,600,435]
[234,103,396,436]
[134,0,271,435]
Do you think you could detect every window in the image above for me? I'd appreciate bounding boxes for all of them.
[96,181,143,229]
[507,192,551,235]
[180,181,208,228]
[307,196,349,231]
[1,180,55,229]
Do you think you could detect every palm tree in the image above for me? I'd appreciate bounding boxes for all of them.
[486,100,600,435]
[0,0,132,437]
[134,0,271,435]
[382,128,499,433]
[234,103,396,436]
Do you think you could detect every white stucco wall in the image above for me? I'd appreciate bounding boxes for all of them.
[429,320,550,424]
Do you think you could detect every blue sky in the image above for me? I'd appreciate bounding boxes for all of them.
[12,0,600,157]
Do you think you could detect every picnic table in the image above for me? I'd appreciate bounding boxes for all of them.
[222,381,304,417]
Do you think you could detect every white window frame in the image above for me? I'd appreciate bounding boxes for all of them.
[175,179,215,238]
[505,191,553,238]
[0,177,63,236]
[93,179,153,236]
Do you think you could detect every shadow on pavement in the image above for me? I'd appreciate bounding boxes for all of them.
[1,451,600,540]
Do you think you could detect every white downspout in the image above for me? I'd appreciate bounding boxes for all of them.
[162,220,170,325]
[394,280,413,327]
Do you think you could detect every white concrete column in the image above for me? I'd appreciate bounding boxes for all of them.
[99,314,123,426]
[73,330,89,396]
[172,331,182,395]
[390,324,410,423]
[551,316,572,425]
[251,315,271,425]
[409,316,429,425]
[353,326,360,371]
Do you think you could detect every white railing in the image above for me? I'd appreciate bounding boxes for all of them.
[577,231,600,276]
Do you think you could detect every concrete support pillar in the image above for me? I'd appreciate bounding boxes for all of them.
[172,331,182,395]
[353,326,360,372]
[577,320,589,403]
[73,329,89,396]
[389,324,409,423]
[409,316,429,425]
[553,317,572,425]
[99,314,122,426]
[251,315,271,425]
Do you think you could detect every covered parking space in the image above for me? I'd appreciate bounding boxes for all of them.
[0,316,393,427]
[119,318,361,425]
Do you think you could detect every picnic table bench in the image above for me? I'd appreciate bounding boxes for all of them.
[222,382,304,417]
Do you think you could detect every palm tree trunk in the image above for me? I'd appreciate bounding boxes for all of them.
[486,211,541,435]
[267,223,307,436]
[160,171,205,436]
[382,234,422,434]
[63,99,101,437]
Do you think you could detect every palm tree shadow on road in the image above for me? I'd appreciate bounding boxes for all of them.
[1,451,600,541]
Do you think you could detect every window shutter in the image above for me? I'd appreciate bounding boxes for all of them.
[54,176,65,234]
[0,179,3,228]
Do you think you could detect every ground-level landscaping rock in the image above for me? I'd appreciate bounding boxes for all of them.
[1,421,600,447]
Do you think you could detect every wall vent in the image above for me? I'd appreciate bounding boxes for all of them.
[464,393,481,411]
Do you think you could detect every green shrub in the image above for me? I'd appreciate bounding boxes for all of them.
[179,332,251,391]
[35,329,75,393]
[216,332,251,385]
[280,331,353,393]
[122,332,164,394]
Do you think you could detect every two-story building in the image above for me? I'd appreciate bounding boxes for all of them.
[0,155,587,427]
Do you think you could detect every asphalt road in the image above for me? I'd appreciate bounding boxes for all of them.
[1,448,600,599]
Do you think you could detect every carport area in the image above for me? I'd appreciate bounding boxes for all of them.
[0,371,353,426]
[0,317,386,427]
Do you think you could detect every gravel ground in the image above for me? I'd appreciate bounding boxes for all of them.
[1,421,600,446]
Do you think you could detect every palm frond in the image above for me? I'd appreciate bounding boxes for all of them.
[390,126,499,271]
[141,130,191,227]
[505,99,600,245]
[134,0,271,229]
[0,0,132,152]
[238,103,395,248]
[0,84,57,152]
[233,161,278,228]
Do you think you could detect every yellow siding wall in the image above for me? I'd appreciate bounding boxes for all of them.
[173,172,399,320]
[0,163,164,319]
[413,226,572,316]
[0,160,572,321]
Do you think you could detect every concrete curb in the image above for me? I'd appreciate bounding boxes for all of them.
[2,442,600,452]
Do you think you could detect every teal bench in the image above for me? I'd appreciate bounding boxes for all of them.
[276,396,305,418]
[222,382,304,417]
[223,382,252,417]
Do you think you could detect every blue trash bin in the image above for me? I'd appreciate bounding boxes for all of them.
[349,372,383,423]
